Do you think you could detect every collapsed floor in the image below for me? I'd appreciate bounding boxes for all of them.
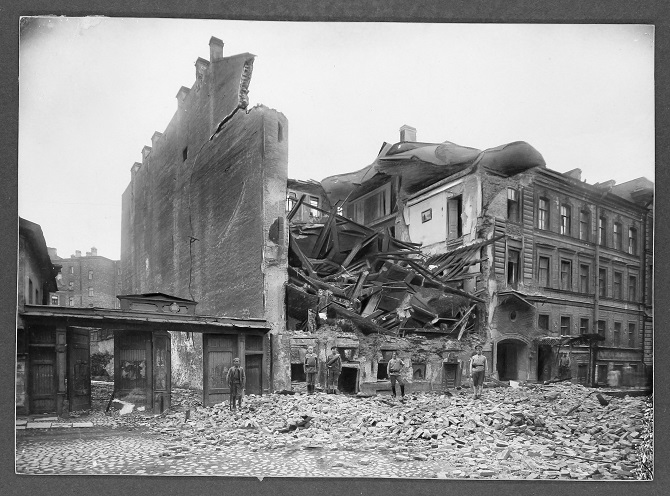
[39,380,654,480]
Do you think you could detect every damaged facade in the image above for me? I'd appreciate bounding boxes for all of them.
[120,37,289,398]
[308,127,653,391]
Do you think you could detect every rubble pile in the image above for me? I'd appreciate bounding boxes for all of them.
[632,396,653,480]
[145,382,650,480]
[287,201,497,337]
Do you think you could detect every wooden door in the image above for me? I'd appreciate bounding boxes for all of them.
[203,334,237,406]
[152,332,171,413]
[115,331,150,406]
[245,354,262,395]
[28,328,57,414]
[67,328,91,411]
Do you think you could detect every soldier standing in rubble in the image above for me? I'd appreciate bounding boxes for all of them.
[468,345,488,399]
[304,346,319,394]
[226,357,246,411]
[387,351,406,400]
[326,346,342,394]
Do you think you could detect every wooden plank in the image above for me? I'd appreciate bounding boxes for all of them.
[287,194,306,221]
[311,206,339,258]
[341,232,380,268]
[289,231,316,277]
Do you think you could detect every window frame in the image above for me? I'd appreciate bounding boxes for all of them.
[579,318,589,335]
[579,210,590,241]
[613,271,623,299]
[507,248,521,286]
[613,321,622,346]
[560,204,572,236]
[598,268,607,297]
[538,314,550,331]
[538,256,550,288]
[628,275,637,301]
[613,222,622,251]
[628,322,636,348]
[560,316,571,336]
[538,197,549,230]
[628,227,638,255]
[560,259,572,291]
[579,264,590,293]
[507,188,520,222]
[598,216,607,246]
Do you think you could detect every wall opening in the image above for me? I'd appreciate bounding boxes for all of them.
[537,344,552,382]
[290,363,306,382]
[496,340,527,381]
[340,367,358,394]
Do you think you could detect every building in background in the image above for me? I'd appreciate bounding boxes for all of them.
[48,247,122,309]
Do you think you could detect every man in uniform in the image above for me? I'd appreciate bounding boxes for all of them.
[304,346,319,394]
[226,357,246,411]
[326,346,342,394]
[468,344,488,399]
[387,351,406,399]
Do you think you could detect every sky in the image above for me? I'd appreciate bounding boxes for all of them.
[18,18,655,261]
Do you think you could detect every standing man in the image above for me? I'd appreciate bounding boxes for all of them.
[326,347,342,394]
[226,357,246,411]
[387,351,406,399]
[304,346,319,394]
[469,344,488,399]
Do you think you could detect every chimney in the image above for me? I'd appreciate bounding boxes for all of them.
[564,168,582,181]
[151,132,163,149]
[47,247,58,259]
[195,57,210,89]
[209,37,224,62]
[142,145,152,164]
[400,125,417,142]
[91,247,98,256]
[75,250,81,257]
[86,251,91,257]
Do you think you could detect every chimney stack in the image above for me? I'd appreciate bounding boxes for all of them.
[176,86,190,110]
[91,247,98,256]
[86,251,91,257]
[151,132,163,149]
[142,145,152,164]
[75,250,81,257]
[209,37,224,62]
[400,125,417,142]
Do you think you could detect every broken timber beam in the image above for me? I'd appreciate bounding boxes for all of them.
[289,231,316,277]
[287,194,307,221]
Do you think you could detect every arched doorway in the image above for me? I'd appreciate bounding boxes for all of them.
[496,339,528,381]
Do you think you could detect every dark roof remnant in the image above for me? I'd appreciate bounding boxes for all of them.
[19,217,61,293]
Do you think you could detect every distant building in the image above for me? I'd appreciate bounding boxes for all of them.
[48,247,122,309]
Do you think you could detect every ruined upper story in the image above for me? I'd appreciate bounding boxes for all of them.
[18,218,61,311]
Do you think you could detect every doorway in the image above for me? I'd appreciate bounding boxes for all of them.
[67,328,91,412]
[203,334,237,406]
[245,354,263,396]
[339,366,358,394]
[497,340,526,381]
[537,345,552,382]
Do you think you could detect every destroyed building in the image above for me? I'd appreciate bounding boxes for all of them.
[120,38,289,397]
[308,126,653,390]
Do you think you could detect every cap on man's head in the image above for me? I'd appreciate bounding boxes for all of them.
[475,344,483,350]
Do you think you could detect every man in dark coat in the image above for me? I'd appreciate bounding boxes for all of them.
[226,357,246,411]
[326,347,342,394]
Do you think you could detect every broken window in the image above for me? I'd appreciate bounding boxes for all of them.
[579,264,590,293]
[338,348,357,362]
[507,188,519,222]
[598,268,607,297]
[628,275,637,301]
[350,184,391,225]
[613,271,622,299]
[630,229,641,258]
[579,317,589,335]
[286,192,297,212]
[538,256,550,287]
[579,210,590,241]
[628,323,636,347]
[537,197,549,230]
[560,316,571,336]
[598,216,606,246]
[613,222,622,250]
[560,260,572,291]
[560,204,571,236]
[538,314,550,331]
[447,195,463,239]
[309,196,320,218]
[613,322,622,346]
[412,363,426,380]
[507,249,520,287]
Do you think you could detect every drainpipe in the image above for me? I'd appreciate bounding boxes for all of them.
[592,203,600,388]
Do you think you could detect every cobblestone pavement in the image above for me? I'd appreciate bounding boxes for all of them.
[16,428,463,478]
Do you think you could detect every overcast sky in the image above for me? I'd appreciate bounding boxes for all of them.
[19,18,654,261]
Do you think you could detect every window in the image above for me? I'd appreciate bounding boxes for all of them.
[69,297,75,307]
[613,271,622,299]
[507,249,521,286]
[277,122,284,142]
[560,204,571,236]
[88,270,93,280]
[68,281,74,290]
[350,184,392,224]
[507,188,520,222]
[560,260,572,290]
[28,279,33,304]
[580,318,589,335]
[579,264,590,293]
[596,364,608,384]
[598,268,607,297]
[447,195,463,239]
[70,266,74,274]
[597,320,606,337]
[579,210,590,241]
[538,256,550,287]
[538,314,550,331]
[91,331,99,342]
[412,363,426,380]
[377,350,395,380]
[613,222,622,250]
[613,322,622,346]
[286,192,297,212]
[88,287,94,297]
[598,216,606,246]
[628,275,637,301]
[538,197,549,230]
[309,196,320,218]
[421,208,432,223]
[560,316,571,336]
[628,323,636,348]
[628,228,637,255]
[51,295,59,305]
